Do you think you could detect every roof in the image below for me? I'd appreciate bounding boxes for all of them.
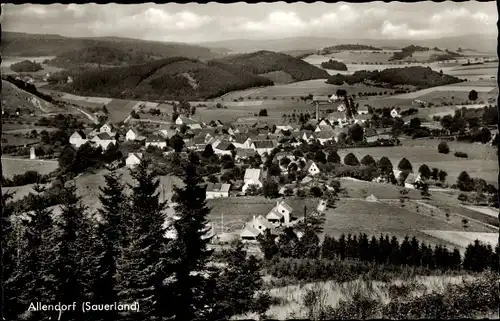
[241,224,261,237]
[244,168,262,182]
[127,128,139,135]
[376,129,392,136]
[205,182,231,193]
[277,200,293,213]
[254,215,274,230]
[71,130,86,138]
[236,148,256,158]
[304,160,318,171]
[252,140,274,149]
[215,141,235,151]
[328,112,347,120]
[146,135,166,142]
[364,128,378,137]
[95,132,114,140]
[232,133,250,144]
[315,131,334,139]
[365,194,378,202]
[177,116,197,124]
[267,209,284,220]
[191,135,206,145]
[128,152,143,160]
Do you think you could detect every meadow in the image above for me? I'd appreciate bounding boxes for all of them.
[421,230,498,248]
[1,157,59,178]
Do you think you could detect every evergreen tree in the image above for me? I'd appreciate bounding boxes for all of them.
[418,164,431,180]
[11,185,56,320]
[409,236,422,267]
[117,158,169,320]
[451,248,462,270]
[400,236,412,266]
[397,158,413,171]
[388,236,401,265]
[52,183,94,321]
[297,228,321,259]
[321,235,337,260]
[357,233,371,262]
[168,158,215,321]
[368,235,379,262]
[258,230,279,260]
[90,172,128,321]
[277,227,300,258]
[344,153,360,166]
[337,234,347,260]
[327,150,341,163]
[207,241,270,319]
[360,155,376,167]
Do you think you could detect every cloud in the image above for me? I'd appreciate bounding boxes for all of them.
[1,3,496,42]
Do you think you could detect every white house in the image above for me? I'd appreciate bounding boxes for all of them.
[125,129,140,141]
[304,160,320,176]
[266,200,294,226]
[126,152,143,168]
[364,128,379,143]
[145,135,167,149]
[69,130,88,148]
[391,108,400,118]
[314,131,334,145]
[242,168,266,194]
[213,141,235,156]
[99,123,114,134]
[337,103,346,112]
[230,134,252,149]
[175,116,201,129]
[205,183,231,199]
[251,215,274,233]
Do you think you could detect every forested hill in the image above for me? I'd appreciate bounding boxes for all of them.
[2,32,223,60]
[212,50,329,81]
[48,57,274,100]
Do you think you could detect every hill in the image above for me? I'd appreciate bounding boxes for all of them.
[320,59,348,71]
[320,44,382,54]
[326,66,463,89]
[212,50,329,81]
[1,79,60,115]
[47,57,274,100]
[389,45,430,61]
[1,32,223,60]
[10,60,44,72]
[390,45,464,62]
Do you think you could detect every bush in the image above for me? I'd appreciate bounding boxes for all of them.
[344,153,360,166]
[437,141,450,154]
[454,151,468,158]
[258,109,268,117]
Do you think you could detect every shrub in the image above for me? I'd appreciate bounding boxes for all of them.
[258,109,268,117]
[454,151,468,158]
[437,141,450,154]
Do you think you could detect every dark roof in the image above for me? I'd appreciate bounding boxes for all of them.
[252,140,274,149]
[364,128,378,137]
[215,141,235,151]
[95,132,114,140]
[146,135,166,142]
[232,133,249,144]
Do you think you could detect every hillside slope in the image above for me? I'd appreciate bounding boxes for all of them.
[2,32,223,60]
[326,66,463,89]
[2,79,61,115]
[48,57,274,100]
[212,50,329,81]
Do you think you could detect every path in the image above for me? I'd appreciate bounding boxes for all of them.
[71,106,99,124]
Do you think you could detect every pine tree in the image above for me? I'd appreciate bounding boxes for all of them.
[321,235,337,260]
[207,241,270,319]
[357,233,371,262]
[337,234,347,260]
[52,183,94,321]
[409,236,422,267]
[11,185,56,320]
[400,236,412,266]
[90,172,128,321]
[451,248,462,270]
[368,236,379,262]
[388,236,401,265]
[117,158,169,321]
[167,158,216,321]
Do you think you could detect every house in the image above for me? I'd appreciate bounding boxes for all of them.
[126,153,143,168]
[377,129,392,140]
[69,130,88,148]
[213,141,235,156]
[251,215,274,233]
[251,140,275,155]
[357,107,369,115]
[312,95,333,105]
[317,199,327,212]
[333,127,349,142]
[29,147,37,160]
[314,131,334,145]
[304,160,320,176]
[242,168,266,194]
[99,123,114,134]
[240,224,262,241]
[205,183,231,199]
[390,108,400,118]
[145,135,167,149]
[125,128,140,141]
[276,125,294,132]
[91,132,116,150]
[267,200,294,226]
[235,148,256,161]
[157,129,177,139]
[404,173,423,189]
[230,134,252,149]
[337,103,346,112]
[364,128,379,143]
[301,131,315,142]
[365,194,379,202]
[175,116,202,129]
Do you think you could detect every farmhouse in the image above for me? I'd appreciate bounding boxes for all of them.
[69,130,87,148]
[240,224,262,241]
[314,131,334,145]
[304,160,320,176]
[126,152,143,168]
[175,116,201,129]
[230,134,252,149]
[91,132,116,150]
[251,140,275,155]
[404,173,424,189]
[205,182,231,199]
[125,128,140,141]
[242,168,266,194]
[377,129,393,140]
[266,200,294,226]
[145,135,167,149]
[213,141,235,156]
[99,123,114,134]
[364,128,379,143]
[251,215,274,233]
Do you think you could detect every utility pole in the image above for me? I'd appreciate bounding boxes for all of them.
[304,205,307,227]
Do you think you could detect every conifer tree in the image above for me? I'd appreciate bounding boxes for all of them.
[357,233,371,262]
[117,158,169,320]
[388,236,401,265]
[11,185,56,320]
[167,158,216,321]
[52,183,94,321]
[90,172,128,321]
[258,229,279,260]
[409,236,422,267]
[297,228,321,259]
[368,236,379,262]
[337,233,347,260]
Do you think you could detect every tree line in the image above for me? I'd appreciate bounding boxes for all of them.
[2,158,268,321]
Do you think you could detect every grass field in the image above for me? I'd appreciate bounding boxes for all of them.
[421,230,498,248]
[336,142,497,185]
[2,157,59,178]
[461,205,498,218]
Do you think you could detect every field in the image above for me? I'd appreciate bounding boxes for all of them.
[262,275,477,320]
[461,205,498,218]
[421,230,498,248]
[2,157,59,178]
[336,140,498,186]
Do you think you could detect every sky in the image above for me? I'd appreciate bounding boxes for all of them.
[1,2,497,43]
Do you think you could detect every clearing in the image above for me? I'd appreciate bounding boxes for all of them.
[2,157,59,178]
